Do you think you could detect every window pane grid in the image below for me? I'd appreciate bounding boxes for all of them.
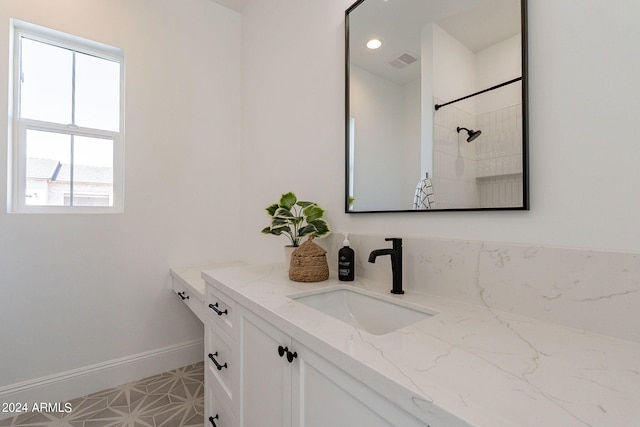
[20,36,121,132]
[24,128,114,208]
[11,21,124,213]
[19,37,73,124]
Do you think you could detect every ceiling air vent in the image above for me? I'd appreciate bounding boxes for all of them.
[389,53,418,69]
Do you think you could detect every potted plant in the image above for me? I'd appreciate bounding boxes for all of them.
[261,192,331,257]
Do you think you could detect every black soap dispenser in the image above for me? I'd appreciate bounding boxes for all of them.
[338,233,355,281]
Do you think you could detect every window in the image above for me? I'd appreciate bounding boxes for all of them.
[9,20,124,213]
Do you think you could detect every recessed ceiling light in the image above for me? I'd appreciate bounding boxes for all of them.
[366,39,382,50]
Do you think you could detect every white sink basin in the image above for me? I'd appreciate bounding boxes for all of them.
[289,286,435,335]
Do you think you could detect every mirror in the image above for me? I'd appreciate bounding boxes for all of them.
[345,0,528,212]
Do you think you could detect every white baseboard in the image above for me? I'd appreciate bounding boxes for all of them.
[0,339,204,420]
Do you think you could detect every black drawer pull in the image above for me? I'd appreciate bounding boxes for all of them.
[177,291,189,300]
[209,414,218,426]
[209,302,228,316]
[208,352,228,371]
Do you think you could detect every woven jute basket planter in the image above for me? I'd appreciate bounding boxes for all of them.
[289,235,329,283]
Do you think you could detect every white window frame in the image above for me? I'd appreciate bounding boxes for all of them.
[9,20,125,214]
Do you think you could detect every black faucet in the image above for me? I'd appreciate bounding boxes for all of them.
[368,238,403,294]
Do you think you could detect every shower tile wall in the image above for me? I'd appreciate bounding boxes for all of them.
[432,100,522,208]
[432,98,479,209]
[476,103,523,207]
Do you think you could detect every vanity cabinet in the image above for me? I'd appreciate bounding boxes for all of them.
[171,273,200,318]
[238,308,426,427]
[204,286,239,427]
[201,281,428,427]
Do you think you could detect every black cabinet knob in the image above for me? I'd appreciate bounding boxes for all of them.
[277,345,297,363]
[177,291,189,300]
[277,345,287,358]
[209,414,218,426]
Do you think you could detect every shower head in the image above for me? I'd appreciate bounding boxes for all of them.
[457,127,482,142]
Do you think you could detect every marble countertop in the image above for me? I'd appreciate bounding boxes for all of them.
[170,261,246,302]
[202,263,640,427]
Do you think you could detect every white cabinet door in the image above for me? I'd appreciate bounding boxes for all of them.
[292,340,427,427]
[239,309,292,427]
[236,307,429,427]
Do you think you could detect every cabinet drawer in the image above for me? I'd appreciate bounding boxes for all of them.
[206,326,235,402]
[206,383,236,427]
[206,286,235,338]
[172,279,193,309]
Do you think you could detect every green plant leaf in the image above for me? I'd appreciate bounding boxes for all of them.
[308,218,330,237]
[302,205,324,223]
[265,203,279,217]
[273,207,294,219]
[260,226,272,234]
[298,224,317,237]
[272,221,292,231]
[270,217,290,227]
[279,192,297,210]
[262,224,289,236]
[261,192,330,245]
[296,201,315,208]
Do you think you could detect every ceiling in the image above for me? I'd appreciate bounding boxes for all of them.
[349,0,522,85]
[207,0,521,86]
[209,0,248,13]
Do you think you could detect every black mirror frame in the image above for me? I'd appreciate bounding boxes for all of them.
[345,0,529,213]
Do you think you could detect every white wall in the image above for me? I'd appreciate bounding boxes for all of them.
[241,0,640,262]
[240,0,350,262]
[403,78,422,202]
[433,23,477,116]
[0,0,241,397]
[349,65,419,211]
[476,34,522,115]
[420,22,434,179]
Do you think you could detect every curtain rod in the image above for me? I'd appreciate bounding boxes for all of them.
[434,77,522,111]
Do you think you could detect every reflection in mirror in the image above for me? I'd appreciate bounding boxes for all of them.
[346,0,528,212]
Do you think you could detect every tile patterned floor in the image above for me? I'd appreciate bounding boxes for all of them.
[0,362,204,427]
